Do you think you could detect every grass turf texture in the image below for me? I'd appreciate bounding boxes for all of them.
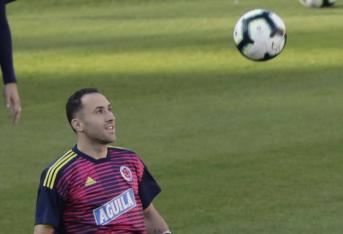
[1,0,343,233]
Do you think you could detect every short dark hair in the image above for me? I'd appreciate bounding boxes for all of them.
[66,88,99,130]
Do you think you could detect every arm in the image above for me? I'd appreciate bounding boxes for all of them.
[143,203,171,234]
[34,169,65,234]
[33,225,54,234]
[0,1,16,84]
[0,2,21,124]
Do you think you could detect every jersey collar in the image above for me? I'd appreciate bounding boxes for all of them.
[72,145,110,164]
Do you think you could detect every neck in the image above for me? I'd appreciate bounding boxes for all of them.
[76,139,108,160]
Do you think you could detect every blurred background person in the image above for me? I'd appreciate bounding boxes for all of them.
[0,0,21,124]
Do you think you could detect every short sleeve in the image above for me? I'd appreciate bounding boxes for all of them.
[138,164,161,209]
[34,169,65,228]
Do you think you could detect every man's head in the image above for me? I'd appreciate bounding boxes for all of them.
[66,88,116,145]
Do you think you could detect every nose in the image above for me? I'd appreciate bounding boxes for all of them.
[106,110,115,122]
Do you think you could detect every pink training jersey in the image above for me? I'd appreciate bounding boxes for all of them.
[35,146,161,234]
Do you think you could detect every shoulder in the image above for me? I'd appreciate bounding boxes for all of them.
[40,149,78,189]
[108,145,140,157]
[108,145,144,164]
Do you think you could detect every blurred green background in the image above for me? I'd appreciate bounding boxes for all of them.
[1,0,343,233]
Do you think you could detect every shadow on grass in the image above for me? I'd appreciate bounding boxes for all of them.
[19,64,343,106]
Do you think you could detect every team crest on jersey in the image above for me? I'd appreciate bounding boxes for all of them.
[93,188,137,225]
[120,166,133,182]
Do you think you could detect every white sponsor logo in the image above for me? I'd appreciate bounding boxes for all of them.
[93,188,136,225]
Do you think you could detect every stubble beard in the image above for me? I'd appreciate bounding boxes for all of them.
[85,130,115,146]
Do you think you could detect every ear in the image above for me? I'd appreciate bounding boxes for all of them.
[71,118,84,132]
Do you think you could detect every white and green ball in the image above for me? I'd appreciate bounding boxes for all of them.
[299,0,335,8]
[233,9,287,62]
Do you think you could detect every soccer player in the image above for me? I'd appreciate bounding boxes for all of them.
[0,0,21,124]
[34,88,171,234]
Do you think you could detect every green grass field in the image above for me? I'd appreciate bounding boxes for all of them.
[1,0,343,233]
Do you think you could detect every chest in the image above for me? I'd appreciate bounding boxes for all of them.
[66,160,140,206]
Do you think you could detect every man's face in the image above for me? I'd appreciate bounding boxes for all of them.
[75,93,116,145]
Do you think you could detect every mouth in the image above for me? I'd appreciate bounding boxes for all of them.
[105,125,115,133]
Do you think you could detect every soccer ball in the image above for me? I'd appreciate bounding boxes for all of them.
[233,9,287,61]
[299,0,335,8]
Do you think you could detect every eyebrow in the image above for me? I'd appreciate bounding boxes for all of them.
[93,104,112,111]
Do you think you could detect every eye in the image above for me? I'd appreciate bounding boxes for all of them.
[96,109,104,114]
